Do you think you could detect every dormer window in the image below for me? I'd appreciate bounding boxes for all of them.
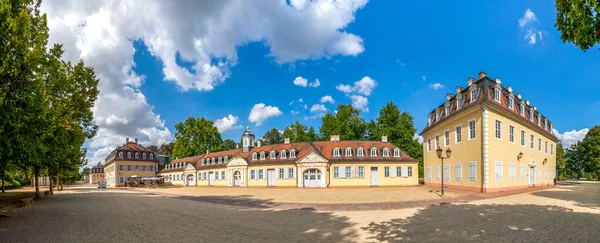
[542,119,547,130]
[134,152,139,159]
[357,147,364,156]
[119,152,123,158]
[445,105,451,117]
[127,152,131,159]
[260,152,266,160]
[493,88,501,103]
[211,158,215,164]
[218,157,223,163]
[252,152,257,160]
[224,156,229,163]
[202,159,206,165]
[536,115,541,126]
[290,149,297,158]
[508,97,514,110]
[393,148,400,157]
[150,153,154,160]
[345,147,352,156]
[550,123,553,132]
[529,110,534,121]
[470,88,479,103]
[518,104,524,116]
[435,110,441,121]
[270,151,276,159]
[382,148,390,157]
[333,148,341,157]
[280,150,287,159]
[370,148,378,157]
[142,153,146,160]
[428,115,433,126]
[457,96,464,110]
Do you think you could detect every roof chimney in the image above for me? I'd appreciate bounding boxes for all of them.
[257,139,262,147]
[381,135,388,143]
[330,134,340,142]
[236,143,239,149]
[135,138,138,144]
[478,71,487,80]
[126,137,129,143]
[284,138,290,144]
[206,147,209,155]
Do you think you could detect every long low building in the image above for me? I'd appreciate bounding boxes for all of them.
[159,128,419,188]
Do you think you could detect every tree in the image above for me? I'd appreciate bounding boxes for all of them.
[580,125,600,179]
[172,117,223,158]
[159,142,175,155]
[283,121,309,142]
[222,139,237,150]
[556,142,566,177]
[319,104,366,141]
[565,143,586,179]
[555,0,600,51]
[262,128,283,145]
[146,145,159,152]
[306,126,317,142]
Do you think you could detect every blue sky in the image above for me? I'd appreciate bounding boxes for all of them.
[41,1,599,165]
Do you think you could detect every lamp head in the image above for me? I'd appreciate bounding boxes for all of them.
[436,147,443,159]
[446,148,452,158]
[518,152,523,159]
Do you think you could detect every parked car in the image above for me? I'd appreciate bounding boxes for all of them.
[97,180,106,189]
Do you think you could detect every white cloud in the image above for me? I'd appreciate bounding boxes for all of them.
[248,103,283,126]
[309,78,321,88]
[519,9,538,28]
[525,29,537,45]
[214,114,242,133]
[320,95,335,104]
[430,83,444,90]
[298,98,304,103]
[293,76,308,87]
[553,128,589,147]
[538,31,543,42]
[349,95,368,112]
[336,76,377,96]
[421,76,426,81]
[310,104,327,113]
[291,110,301,115]
[413,133,424,144]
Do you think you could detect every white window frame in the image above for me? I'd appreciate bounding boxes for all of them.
[520,164,526,180]
[382,148,390,157]
[358,166,364,178]
[393,148,400,157]
[288,168,295,179]
[508,125,515,143]
[493,88,501,103]
[134,152,139,159]
[455,163,462,182]
[279,168,285,179]
[290,149,296,158]
[357,147,364,156]
[468,161,477,182]
[470,88,478,103]
[345,147,352,157]
[551,144,554,155]
[468,119,476,140]
[445,104,451,117]
[529,110,534,121]
[250,170,256,180]
[435,166,440,181]
[457,96,464,110]
[519,104,525,116]
[280,150,287,159]
[530,135,535,149]
[494,119,502,140]
[142,153,146,160]
[333,166,339,178]
[538,138,542,152]
[545,141,548,154]
[434,135,440,149]
[509,162,516,181]
[345,166,352,178]
[444,129,450,147]
[258,169,264,180]
[495,161,503,182]
[270,151,276,159]
[333,148,341,157]
[508,96,514,110]
[443,164,450,182]
[260,152,266,160]
[385,166,390,178]
[427,139,431,152]
[370,148,378,157]
[427,167,432,181]
[520,130,526,147]
[455,125,462,144]
[252,152,257,160]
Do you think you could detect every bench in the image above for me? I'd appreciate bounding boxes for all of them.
[19,196,35,207]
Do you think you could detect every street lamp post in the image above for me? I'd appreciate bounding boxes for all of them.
[436,147,452,197]
[542,158,547,189]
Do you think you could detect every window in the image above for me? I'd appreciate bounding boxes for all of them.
[119,165,124,171]
[495,161,503,181]
[224,156,229,163]
[288,168,295,179]
[280,150,287,159]
[435,166,440,181]
[455,163,462,182]
[142,165,147,171]
[385,166,390,177]
[358,166,364,178]
[333,167,339,178]
[393,148,400,157]
[468,119,476,140]
[345,166,352,178]
[455,125,462,144]
[127,152,131,159]
[427,167,432,181]
[290,149,296,158]
[269,151,275,159]
[509,163,516,181]
[149,165,153,171]
[345,147,352,156]
[520,130,526,146]
[134,152,139,159]
[427,139,431,152]
[370,148,378,157]
[520,164,526,180]
[508,96,514,109]
[215,172,220,180]
[382,148,389,157]
[279,168,285,179]
[357,147,364,156]
[468,162,477,182]
[218,157,223,163]
[260,152,266,160]
[536,115,541,126]
[333,148,341,157]
[149,153,154,160]
[119,152,123,158]
[495,119,502,139]
[251,152,257,160]
[551,144,554,155]
[396,166,402,177]
[127,165,132,171]
[470,88,479,103]
[142,153,146,160]
[538,167,542,180]
[250,170,256,180]
[544,168,548,180]
[509,125,515,143]
[550,168,554,179]
[530,135,535,149]
[444,130,450,147]
[221,171,225,180]
[529,110,534,121]
[135,165,140,171]
[518,104,525,116]
[408,166,413,177]
[443,165,450,182]
[457,96,464,110]
[493,88,501,102]
[538,138,542,152]
[258,169,264,179]
[445,105,451,117]
[545,141,548,153]
[434,135,440,149]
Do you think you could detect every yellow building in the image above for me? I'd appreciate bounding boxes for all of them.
[421,72,558,193]
[159,128,419,188]
[89,162,105,184]
[103,138,159,187]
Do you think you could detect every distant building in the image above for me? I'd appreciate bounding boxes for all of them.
[89,162,105,184]
[159,127,419,188]
[421,72,557,193]
[103,138,159,187]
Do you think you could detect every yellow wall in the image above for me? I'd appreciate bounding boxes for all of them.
[159,171,186,185]
[197,169,229,187]
[328,162,418,187]
[487,109,556,189]
[104,164,115,185]
[247,165,297,187]
[423,107,483,190]
[103,160,157,185]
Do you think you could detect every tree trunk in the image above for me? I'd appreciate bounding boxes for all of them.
[34,166,40,199]
[48,172,53,195]
[1,168,5,193]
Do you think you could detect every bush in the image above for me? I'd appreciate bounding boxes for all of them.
[557,175,568,181]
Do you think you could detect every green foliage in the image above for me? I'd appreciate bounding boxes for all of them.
[580,125,600,178]
[222,139,237,150]
[556,142,566,171]
[555,0,600,51]
[319,104,367,141]
[262,128,283,145]
[565,143,586,178]
[283,121,310,143]
[172,117,223,158]
[306,126,317,142]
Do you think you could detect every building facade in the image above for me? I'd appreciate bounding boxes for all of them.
[421,72,558,193]
[159,128,419,188]
[89,162,105,184]
[103,138,159,187]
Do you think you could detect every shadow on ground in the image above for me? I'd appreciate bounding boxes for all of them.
[362,203,600,242]
[532,184,600,209]
[174,194,280,209]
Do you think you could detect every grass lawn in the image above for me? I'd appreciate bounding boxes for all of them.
[0,191,35,208]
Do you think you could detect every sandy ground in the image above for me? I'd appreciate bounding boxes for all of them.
[132,185,462,204]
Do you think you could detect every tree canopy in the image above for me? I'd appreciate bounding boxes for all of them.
[555,0,600,51]
[320,104,367,141]
[580,125,600,178]
[262,128,283,145]
[172,117,223,158]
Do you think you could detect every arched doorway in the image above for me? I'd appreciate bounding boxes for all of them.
[186,174,195,186]
[303,168,323,188]
[233,171,241,186]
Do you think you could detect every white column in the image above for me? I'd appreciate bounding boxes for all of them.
[322,166,327,188]
[242,168,247,187]
[228,169,233,186]
[297,165,303,188]
[482,107,490,190]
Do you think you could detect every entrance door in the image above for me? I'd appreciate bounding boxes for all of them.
[529,167,535,186]
[370,167,379,186]
[187,175,195,186]
[303,169,322,187]
[233,171,241,186]
[267,169,276,187]
[208,172,215,186]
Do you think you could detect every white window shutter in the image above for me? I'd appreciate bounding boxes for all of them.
[391,166,397,178]
[339,166,346,178]
[402,166,408,177]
